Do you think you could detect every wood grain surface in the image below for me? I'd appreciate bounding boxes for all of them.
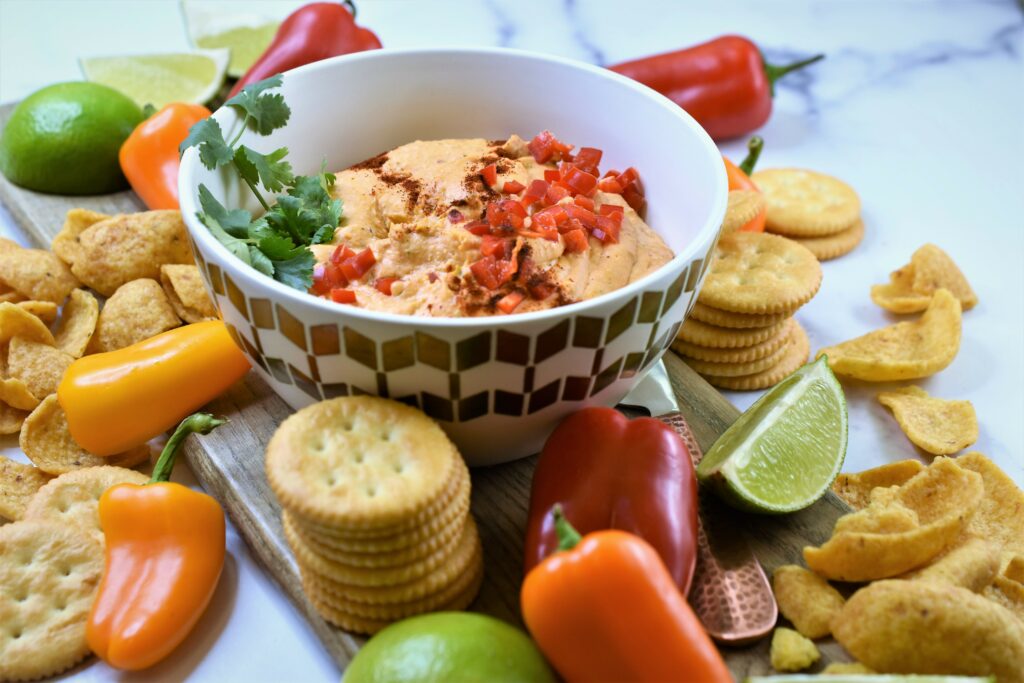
[1,101,852,677]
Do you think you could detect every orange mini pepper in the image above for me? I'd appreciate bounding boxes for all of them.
[723,136,766,232]
[119,102,211,210]
[88,413,227,670]
[58,320,250,456]
[521,507,731,683]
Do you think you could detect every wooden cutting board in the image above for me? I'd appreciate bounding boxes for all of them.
[0,101,852,677]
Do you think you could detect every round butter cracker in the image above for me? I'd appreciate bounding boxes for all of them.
[689,302,789,329]
[698,232,822,315]
[792,219,864,261]
[753,168,861,237]
[678,316,787,349]
[722,190,765,233]
[673,319,794,363]
[702,321,811,391]
[0,520,103,682]
[266,396,460,529]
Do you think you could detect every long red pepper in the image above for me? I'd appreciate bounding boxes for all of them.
[229,2,381,97]
[609,35,824,140]
[523,407,699,593]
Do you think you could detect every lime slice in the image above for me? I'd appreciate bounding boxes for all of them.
[181,0,280,78]
[697,355,847,514]
[80,50,229,109]
[746,676,994,683]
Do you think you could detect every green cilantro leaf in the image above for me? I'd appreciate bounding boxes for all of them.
[197,184,253,238]
[270,249,315,290]
[248,247,275,278]
[236,146,294,193]
[225,74,291,135]
[180,118,234,169]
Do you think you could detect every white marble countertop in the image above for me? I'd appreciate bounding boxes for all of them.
[1,1,1022,680]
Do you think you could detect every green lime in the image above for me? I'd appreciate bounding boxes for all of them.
[80,50,229,109]
[0,82,143,195]
[182,0,279,77]
[697,355,847,514]
[343,612,556,683]
[746,676,994,683]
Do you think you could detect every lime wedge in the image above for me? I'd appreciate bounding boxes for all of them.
[181,0,280,78]
[746,676,994,683]
[80,50,229,109]
[697,356,847,514]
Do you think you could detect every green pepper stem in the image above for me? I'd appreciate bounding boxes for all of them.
[553,505,583,552]
[149,413,227,484]
[763,53,825,95]
[738,136,764,176]
[343,0,357,19]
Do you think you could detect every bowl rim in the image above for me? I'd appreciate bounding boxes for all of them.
[179,46,727,329]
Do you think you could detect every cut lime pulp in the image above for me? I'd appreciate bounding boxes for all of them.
[80,50,229,108]
[181,0,280,77]
[697,355,847,514]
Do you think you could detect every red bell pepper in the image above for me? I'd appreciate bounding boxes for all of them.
[523,407,699,593]
[229,2,381,97]
[609,35,824,140]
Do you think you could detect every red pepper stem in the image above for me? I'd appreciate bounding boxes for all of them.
[552,505,583,552]
[342,0,356,19]
[739,136,764,176]
[763,53,825,94]
[149,413,227,484]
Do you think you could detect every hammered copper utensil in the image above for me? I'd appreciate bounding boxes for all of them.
[620,363,777,645]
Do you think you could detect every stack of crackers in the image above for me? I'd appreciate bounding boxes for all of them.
[0,463,150,680]
[266,396,482,635]
[752,168,864,261]
[674,231,822,390]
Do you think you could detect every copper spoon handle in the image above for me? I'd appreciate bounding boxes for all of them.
[659,412,777,645]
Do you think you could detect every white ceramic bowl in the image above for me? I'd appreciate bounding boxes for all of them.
[179,47,726,465]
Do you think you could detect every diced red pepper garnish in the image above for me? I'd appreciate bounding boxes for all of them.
[330,244,356,264]
[499,199,528,219]
[480,234,507,258]
[560,217,586,235]
[617,167,640,187]
[622,186,646,214]
[545,184,571,206]
[563,203,597,229]
[598,175,624,193]
[503,180,525,194]
[521,179,550,207]
[496,291,525,314]
[562,166,598,197]
[470,256,501,290]
[481,163,498,187]
[374,278,398,296]
[563,229,589,253]
[544,169,561,183]
[311,264,331,296]
[595,214,621,243]
[329,288,357,304]
[599,203,625,219]
[573,147,603,174]
[354,248,376,273]
[529,131,556,163]
[528,280,556,300]
[574,195,595,211]
[464,219,491,236]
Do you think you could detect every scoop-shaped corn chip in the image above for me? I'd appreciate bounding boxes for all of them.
[877,386,978,455]
[871,244,977,313]
[19,395,150,475]
[986,556,1024,621]
[956,452,1024,562]
[818,289,961,381]
[0,378,40,410]
[7,338,74,401]
[51,208,111,265]
[89,279,180,353]
[831,460,924,510]
[805,458,983,581]
[906,538,1000,592]
[0,302,55,346]
[15,301,58,325]
[0,455,50,521]
[160,264,217,323]
[772,565,845,639]
[0,246,80,304]
[0,403,28,435]
[53,289,98,359]
[770,627,820,672]
[833,580,1024,680]
[66,210,194,296]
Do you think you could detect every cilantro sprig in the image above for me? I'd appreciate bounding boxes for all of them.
[181,75,342,291]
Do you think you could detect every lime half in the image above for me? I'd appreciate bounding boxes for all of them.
[182,0,279,78]
[746,676,994,683]
[697,355,847,514]
[80,50,229,108]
